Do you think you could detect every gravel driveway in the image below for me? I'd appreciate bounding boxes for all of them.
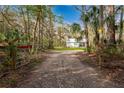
[17,50,118,88]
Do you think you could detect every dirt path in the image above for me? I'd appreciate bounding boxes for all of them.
[17,50,118,88]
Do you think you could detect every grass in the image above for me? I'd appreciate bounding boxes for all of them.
[53,47,86,51]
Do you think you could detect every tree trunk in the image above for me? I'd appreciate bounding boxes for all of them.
[9,43,16,70]
[48,7,54,49]
[32,14,39,53]
[40,6,44,50]
[26,8,30,43]
[108,5,116,45]
[20,7,27,34]
[85,24,90,53]
[99,5,104,42]
[118,6,123,44]
[97,5,104,68]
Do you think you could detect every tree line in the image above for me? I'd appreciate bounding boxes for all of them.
[0,5,124,69]
[77,5,124,68]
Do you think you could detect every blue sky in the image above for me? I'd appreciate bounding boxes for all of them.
[52,5,82,25]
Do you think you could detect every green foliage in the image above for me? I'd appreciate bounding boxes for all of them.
[101,45,124,61]
[2,56,12,67]
[71,23,81,33]
[0,33,6,41]
[84,14,90,22]
[0,29,30,46]
[89,6,99,30]
[5,29,20,44]
[26,5,48,17]
[0,29,31,69]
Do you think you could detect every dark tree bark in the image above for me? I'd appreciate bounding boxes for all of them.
[108,5,116,45]
[118,6,123,44]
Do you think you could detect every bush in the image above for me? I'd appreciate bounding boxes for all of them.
[101,45,124,62]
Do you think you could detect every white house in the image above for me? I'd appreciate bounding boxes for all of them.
[66,37,87,48]
[66,38,79,48]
